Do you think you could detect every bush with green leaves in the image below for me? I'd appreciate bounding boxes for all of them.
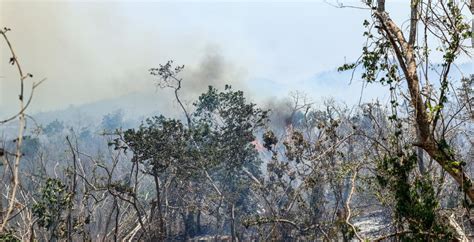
[0,230,21,242]
[32,178,72,239]
[376,153,454,240]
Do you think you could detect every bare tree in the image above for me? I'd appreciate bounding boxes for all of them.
[0,27,45,234]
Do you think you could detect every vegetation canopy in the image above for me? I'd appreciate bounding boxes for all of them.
[0,1,472,241]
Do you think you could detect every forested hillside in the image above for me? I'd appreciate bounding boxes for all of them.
[0,0,473,241]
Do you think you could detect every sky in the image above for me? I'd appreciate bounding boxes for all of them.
[0,0,471,118]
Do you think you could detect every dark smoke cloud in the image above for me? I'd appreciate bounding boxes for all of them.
[180,48,248,98]
[0,1,249,118]
[263,97,294,130]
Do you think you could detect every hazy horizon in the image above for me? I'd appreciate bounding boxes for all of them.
[1,0,471,117]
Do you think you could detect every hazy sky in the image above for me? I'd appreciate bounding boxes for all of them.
[0,0,470,117]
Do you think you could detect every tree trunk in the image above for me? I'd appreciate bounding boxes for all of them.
[375,0,474,202]
[153,173,165,240]
[230,204,236,242]
[196,210,201,235]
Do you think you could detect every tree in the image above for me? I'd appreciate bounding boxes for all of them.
[192,85,269,240]
[242,96,368,240]
[113,65,269,240]
[0,27,45,235]
[340,0,474,202]
[43,120,64,136]
[121,116,192,240]
[32,178,73,241]
[101,110,124,132]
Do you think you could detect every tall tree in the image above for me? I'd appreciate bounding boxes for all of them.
[341,0,474,201]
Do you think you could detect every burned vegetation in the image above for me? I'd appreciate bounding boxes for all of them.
[1,0,474,241]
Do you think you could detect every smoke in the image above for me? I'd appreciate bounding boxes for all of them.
[186,52,240,92]
[178,48,248,99]
[0,1,249,117]
[263,97,294,131]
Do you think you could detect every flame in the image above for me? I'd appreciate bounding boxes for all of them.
[251,139,265,152]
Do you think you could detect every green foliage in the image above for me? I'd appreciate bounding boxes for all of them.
[119,85,268,177]
[436,139,465,175]
[193,85,269,171]
[123,116,191,175]
[33,178,72,238]
[42,119,64,136]
[442,0,471,64]
[337,63,356,72]
[339,16,401,88]
[0,230,20,242]
[116,84,270,233]
[101,110,124,131]
[192,85,269,217]
[376,153,454,240]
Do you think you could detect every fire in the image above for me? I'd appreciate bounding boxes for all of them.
[251,139,265,152]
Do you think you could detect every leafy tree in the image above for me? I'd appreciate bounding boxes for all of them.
[376,153,454,240]
[192,85,269,240]
[101,110,124,132]
[341,0,474,202]
[115,83,269,240]
[33,178,73,241]
[121,116,194,239]
[43,120,64,136]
